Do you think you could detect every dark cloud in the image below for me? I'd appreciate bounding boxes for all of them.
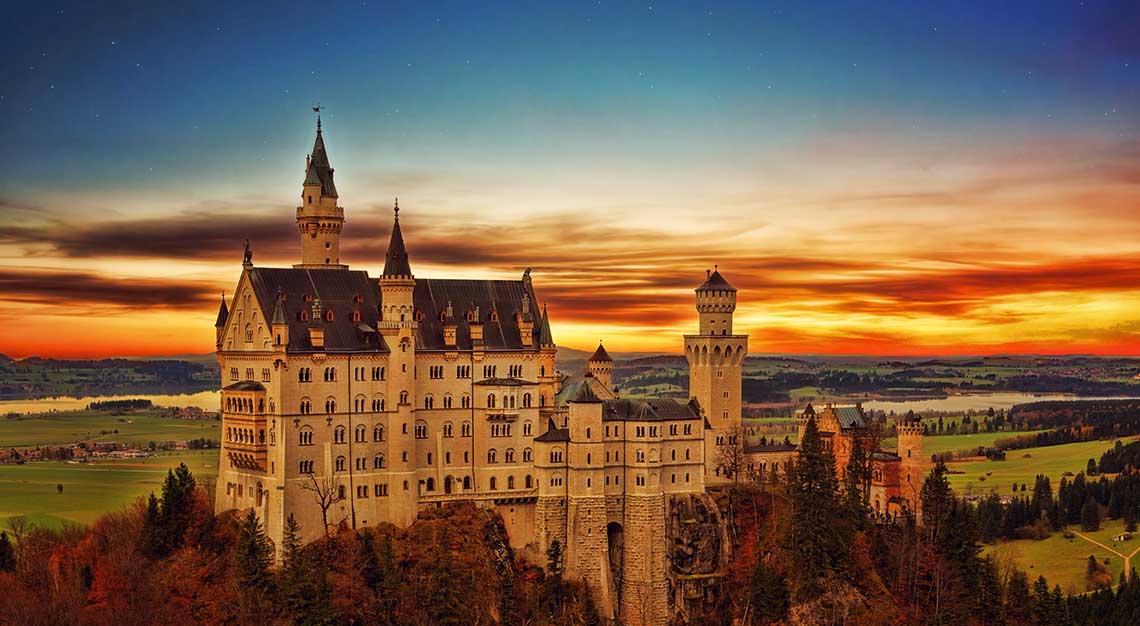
[0,268,218,310]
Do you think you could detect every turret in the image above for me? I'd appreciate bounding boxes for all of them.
[271,290,289,350]
[295,109,346,268]
[469,306,484,347]
[695,265,737,336]
[587,342,613,392]
[896,410,926,507]
[214,293,228,347]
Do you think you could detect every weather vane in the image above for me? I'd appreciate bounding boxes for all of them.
[312,103,324,130]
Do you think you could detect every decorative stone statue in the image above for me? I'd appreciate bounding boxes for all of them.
[243,239,253,265]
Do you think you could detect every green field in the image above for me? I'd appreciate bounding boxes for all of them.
[0,450,218,529]
[0,409,219,448]
[948,437,1140,497]
[984,518,1132,595]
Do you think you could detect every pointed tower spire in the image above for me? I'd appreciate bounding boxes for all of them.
[538,303,554,347]
[382,201,412,277]
[296,109,345,268]
[214,293,229,328]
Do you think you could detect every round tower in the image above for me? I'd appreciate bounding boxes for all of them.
[695,265,737,336]
[896,413,926,511]
[587,341,613,392]
[295,109,346,269]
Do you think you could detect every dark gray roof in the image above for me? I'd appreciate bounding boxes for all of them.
[303,128,338,197]
[241,267,543,354]
[223,381,265,391]
[535,418,570,442]
[871,451,901,462]
[215,295,229,327]
[696,269,735,292]
[744,442,796,453]
[538,304,554,347]
[270,296,287,325]
[473,377,536,387]
[303,127,337,194]
[602,398,702,422]
[589,343,613,362]
[382,211,412,277]
[413,278,541,351]
[245,267,386,353]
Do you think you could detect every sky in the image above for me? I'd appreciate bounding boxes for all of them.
[0,0,1138,358]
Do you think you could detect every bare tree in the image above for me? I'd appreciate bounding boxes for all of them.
[298,471,345,538]
[716,425,750,484]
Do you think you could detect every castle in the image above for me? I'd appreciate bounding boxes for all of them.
[214,116,923,624]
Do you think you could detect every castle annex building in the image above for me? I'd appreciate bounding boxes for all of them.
[214,118,923,625]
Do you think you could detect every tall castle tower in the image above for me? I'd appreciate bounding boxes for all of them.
[378,203,419,526]
[295,110,346,269]
[684,267,747,477]
[896,414,926,514]
[587,342,613,391]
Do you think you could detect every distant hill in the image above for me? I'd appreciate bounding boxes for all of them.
[0,353,11,364]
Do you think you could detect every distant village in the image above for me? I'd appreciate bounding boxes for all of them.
[0,400,219,465]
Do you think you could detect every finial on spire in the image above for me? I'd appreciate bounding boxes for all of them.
[394,197,399,220]
[312,103,324,131]
[714,263,718,272]
[706,268,711,278]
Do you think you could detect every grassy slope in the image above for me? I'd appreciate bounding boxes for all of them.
[984,518,1131,596]
[947,437,1140,497]
[0,410,219,448]
[0,449,218,528]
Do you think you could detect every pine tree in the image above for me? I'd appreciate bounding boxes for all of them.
[235,509,274,594]
[581,586,602,626]
[748,558,789,624]
[159,462,197,552]
[1004,570,1034,626]
[544,539,566,616]
[786,415,848,597]
[428,528,465,626]
[975,557,1004,626]
[0,531,14,572]
[1081,498,1101,532]
[139,493,163,558]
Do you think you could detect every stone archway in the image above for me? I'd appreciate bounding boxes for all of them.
[607,522,624,611]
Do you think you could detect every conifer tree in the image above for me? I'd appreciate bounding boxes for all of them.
[581,585,602,626]
[428,528,464,626]
[1081,498,1101,532]
[544,539,566,616]
[785,415,847,596]
[0,531,14,572]
[1004,570,1035,626]
[235,509,274,595]
[139,493,163,558]
[975,557,1004,626]
[748,558,789,624]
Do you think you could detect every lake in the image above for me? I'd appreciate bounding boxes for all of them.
[861,392,1140,414]
[1,390,221,415]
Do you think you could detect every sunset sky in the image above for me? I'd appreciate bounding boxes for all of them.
[1,1,1138,358]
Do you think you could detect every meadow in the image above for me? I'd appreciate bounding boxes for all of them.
[0,409,219,448]
[984,518,1133,595]
[0,449,218,529]
[947,437,1140,497]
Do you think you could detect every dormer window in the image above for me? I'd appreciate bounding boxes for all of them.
[352,310,361,322]
[299,310,309,322]
[325,309,334,322]
[466,310,475,322]
[414,308,424,322]
[354,295,363,304]
[489,309,499,322]
[439,310,447,322]
[303,293,313,302]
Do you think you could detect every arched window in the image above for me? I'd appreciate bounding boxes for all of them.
[299,427,314,446]
[487,394,496,408]
[507,475,515,489]
[426,477,435,491]
[523,421,532,436]
[443,394,453,409]
[300,398,312,414]
[373,425,385,441]
[490,476,498,490]
[525,475,533,488]
[374,454,385,469]
[505,449,515,463]
[443,422,453,438]
[325,309,334,322]
[488,449,497,463]
[399,390,409,405]
[334,426,346,444]
[325,398,337,414]
[424,395,434,409]
[461,421,472,437]
[461,394,471,409]
[355,425,366,442]
[415,421,428,439]
[523,393,532,408]
[335,456,346,471]
[523,448,533,462]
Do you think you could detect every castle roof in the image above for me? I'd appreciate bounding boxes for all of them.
[382,208,412,277]
[214,294,229,327]
[696,268,735,292]
[223,381,265,392]
[601,397,702,422]
[473,377,537,387]
[534,418,570,442]
[304,126,338,197]
[588,342,613,362]
[744,442,796,453]
[871,451,901,462]
[270,296,287,325]
[568,379,603,403]
[241,267,543,353]
[538,304,554,347]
